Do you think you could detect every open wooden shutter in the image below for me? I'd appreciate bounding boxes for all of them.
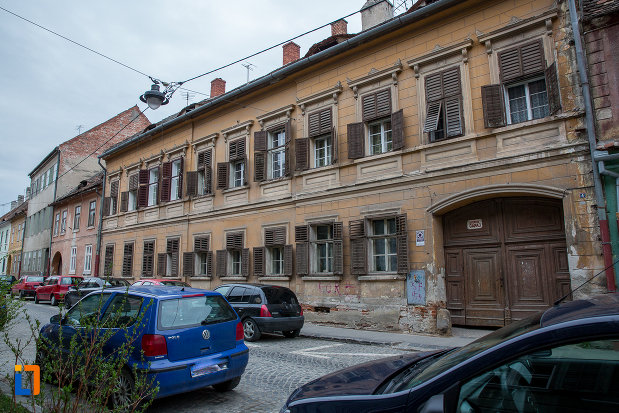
[481,84,506,128]
[424,101,442,133]
[206,251,213,277]
[545,62,561,115]
[295,138,309,171]
[333,221,343,275]
[295,224,309,276]
[194,237,209,252]
[157,253,166,276]
[216,250,226,277]
[331,126,338,164]
[285,120,292,176]
[349,219,366,275]
[217,162,229,190]
[265,226,286,246]
[241,248,249,277]
[183,252,194,276]
[347,122,365,159]
[122,243,133,277]
[283,245,293,276]
[142,241,154,276]
[445,98,463,137]
[391,109,404,150]
[254,130,267,151]
[129,174,139,191]
[186,171,198,196]
[137,169,149,208]
[253,247,265,277]
[499,40,545,82]
[167,239,179,276]
[104,244,114,277]
[396,214,409,275]
[254,152,266,182]
[102,197,111,217]
[120,192,129,212]
[110,181,119,213]
[161,162,172,202]
[205,168,213,194]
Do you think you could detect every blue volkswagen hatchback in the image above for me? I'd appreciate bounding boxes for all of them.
[38,286,248,407]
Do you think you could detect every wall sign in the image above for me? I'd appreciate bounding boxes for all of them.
[415,230,425,246]
[467,219,483,230]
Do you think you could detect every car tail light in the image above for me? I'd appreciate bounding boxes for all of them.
[260,304,272,317]
[236,321,244,341]
[141,334,167,357]
[300,307,304,316]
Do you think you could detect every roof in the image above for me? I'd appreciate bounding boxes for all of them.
[540,293,619,327]
[0,200,29,223]
[582,0,619,19]
[29,147,59,177]
[101,0,463,160]
[50,172,103,206]
[304,34,357,58]
[106,285,219,298]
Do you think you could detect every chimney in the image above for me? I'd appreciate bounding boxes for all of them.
[11,201,17,210]
[26,187,31,200]
[283,42,301,66]
[210,78,226,97]
[331,19,348,36]
[361,0,394,31]
[18,195,24,204]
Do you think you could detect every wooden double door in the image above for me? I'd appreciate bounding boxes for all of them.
[443,198,571,327]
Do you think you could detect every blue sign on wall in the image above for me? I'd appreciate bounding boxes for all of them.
[407,270,426,305]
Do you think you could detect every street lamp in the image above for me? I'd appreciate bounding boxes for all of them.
[140,83,169,110]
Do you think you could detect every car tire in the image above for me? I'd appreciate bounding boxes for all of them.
[34,293,40,304]
[50,295,58,306]
[282,329,300,338]
[212,376,241,392]
[110,369,134,410]
[19,290,24,299]
[243,318,261,342]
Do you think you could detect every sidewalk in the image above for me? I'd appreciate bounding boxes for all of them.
[300,323,491,351]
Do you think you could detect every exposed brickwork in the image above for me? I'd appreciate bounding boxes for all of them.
[331,19,348,36]
[210,78,226,97]
[282,42,300,66]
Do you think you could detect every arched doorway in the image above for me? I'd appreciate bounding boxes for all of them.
[51,252,62,275]
[443,197,570,327]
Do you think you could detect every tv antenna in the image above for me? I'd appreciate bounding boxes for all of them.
[241,62,256,84]
[181,91,195,106]
[76,125,85,135]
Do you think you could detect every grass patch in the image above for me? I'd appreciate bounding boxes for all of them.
[0,392,31,413]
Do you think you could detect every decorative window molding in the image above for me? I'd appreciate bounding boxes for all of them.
[124,161,141,176]
[347,60,403,99]
[407,39,473,78]
[107,169,122,179]
[191,133,218,152]
[297,82,343,115]
[221,120,254,142]
[143,152,164,167]
[256,105,295,128]
[164,142,189,160]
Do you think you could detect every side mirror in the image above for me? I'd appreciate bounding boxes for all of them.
[419,395,444,413]
[50,314,62,324]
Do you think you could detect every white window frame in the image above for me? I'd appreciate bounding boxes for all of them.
[60,210,67,234]
[229,250,242,276]
[267,246,284,275]
[69,247,77,274]
[231,161,245,188]
[368,118,393,155]
[267,129,286,179]
[311,224,334,274]
[313,134,332,168]
[196,251,209,276]
[369,218,397,273]
[88,200,96,227]
[147,167,159,206]
[83,245,92,274]
[73,206,81,231]
[170,158,182,201]
[504,76,549,125]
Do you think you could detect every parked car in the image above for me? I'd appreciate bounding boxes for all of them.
[11,275,46,298]
[37,286,248,408]
[64,277,130,308]
[132,278,190,287]
[214,283,304,342]
[35,275,83,305]
[0,275,17,290]
[281,293,619,413]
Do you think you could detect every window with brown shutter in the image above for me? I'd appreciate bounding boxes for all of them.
[362,89,392,122]
[253,247,265,277]
[265,227,286,246]
[349,219,367,275]
[102,197,111,217]
[161,162,172,202]
[142,240,154,276]
[423,67,463,141]
[295,138,309,171]
[137,169,149,208]
[194,236,209,252]
[196,148,213,196]
[157,253,166,276]
[129,174,139,191]
[104,244,114,277]
[217,162,229,190]
[166,238,179,276]
[347,122,365,159]
[122,242,133,277]
[186,171,198,196]
[120,192,129,212]
[396,214,408,275]
[110,180,119,215]
[183,252,194,276]
[308,108,332,137]
[498,40,545,82]
[481,85,506,128]
[226,232,244,250]
[306,109,335,169]
[254,152,266,182]
[283,245,293,277]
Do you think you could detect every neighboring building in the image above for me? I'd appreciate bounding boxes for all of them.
[21,106,150,276]
[0,214,10,275]
[6,198,28,276]
[49,173,103,277]
[100,0,608,334]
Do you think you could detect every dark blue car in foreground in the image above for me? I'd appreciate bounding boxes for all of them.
[282,293,619,413]
[38,286,248,407]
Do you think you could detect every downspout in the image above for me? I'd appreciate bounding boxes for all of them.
[47,151,61,276]
[95,157,107,277]
[568,0,616,291]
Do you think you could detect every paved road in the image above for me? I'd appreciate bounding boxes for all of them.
[1,299,411,413]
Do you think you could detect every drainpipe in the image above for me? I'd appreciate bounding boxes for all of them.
[568,0,616,291]
[95,157,107,277]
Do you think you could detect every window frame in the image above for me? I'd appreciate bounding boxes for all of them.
[503,76,549,125]
[60,210,67,234]
[88,200,96,227]
[169,158,183,201]
[147,167,159,207]
[69,246,77,274]
[83,244,92,274]
[368,218,398,273]
[267,128,286,179]
[54,213,60,236]
[73,206,81,231]
[231,160,245,188]
[368,117,393,155]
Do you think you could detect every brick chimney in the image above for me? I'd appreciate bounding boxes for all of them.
[283,42,301,66]
[210,78,226,97]
[331,19,348,36]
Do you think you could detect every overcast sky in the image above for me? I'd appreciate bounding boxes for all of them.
[0,1,412,214]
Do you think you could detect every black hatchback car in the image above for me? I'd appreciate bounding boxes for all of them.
[214,283,304,342]
[64,277,130,308]
[282,293,619,413]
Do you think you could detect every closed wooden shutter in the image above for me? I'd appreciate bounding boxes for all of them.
[122,243,133,277]
[217,162,229,189]
[197,151,206,168]
[296,242,308,276]
[442,67,461,98]
[137,169,149,208]
[254,152,266,182]
[425,72,443,102]
[295,225,309,242]
[216,250,226,277]
[157,253,166,276]
[142,241,154,276]
[206,251,213,277]
[283,245,293,276]
[110,181,119,201]
[166,238,179,254]
[396,214,409,275]
[120,192,129,212]
[265,226,286,246]
[229,138,246,161]
[186,171,198,196]
[349,219,366,275]
[333,240,343,275]
[391,109,405,150]
[194,237,209,252]
[347,122,365,159]
[183,252,194,276]
[226,232,244,249]
[253,247,265,277]
[498,40,545,82]
[104,244,114,277]
[333,222,343,240]
[102,197,111,217]
[241,248,249,277]
[254,130,267,152]
[362,89,392,122]
[481,84,506,128]
[295,138,309,171]
[129,174,139,191]
[308,108,332,137]
[161,162,172,202]
[545,62,561,115]
[445,97,463,137]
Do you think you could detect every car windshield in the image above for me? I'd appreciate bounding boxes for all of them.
[158,295,237,329]
[0,275,12,281]
[382,313,543,393]
[26,276,44,283]
[262,287,298,305]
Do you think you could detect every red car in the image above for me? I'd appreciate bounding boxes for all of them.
[35,275,83,306]
[11,275,46,299]
[131,278,190,287]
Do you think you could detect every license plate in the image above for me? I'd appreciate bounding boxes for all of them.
[190,361,228,378]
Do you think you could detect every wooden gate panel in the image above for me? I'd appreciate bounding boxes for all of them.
[464,248,504,326]
[443,199,501,246]
[548,242,571,302]
[503,198,565,242]
[505,244,550,322]
[445,248,465,325]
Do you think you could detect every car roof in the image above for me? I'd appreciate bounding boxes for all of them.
[101,285,219,299]
[540,293,619,327]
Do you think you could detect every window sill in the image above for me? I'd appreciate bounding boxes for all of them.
[191,194,214,200]
[191,276,212,281]
[222,186,249,194]
[258,276,290,281]
[163,198,183,206]
[302,275,341,281]
[258,176,290,186]
[295,163,338,177]
[220,275,247,281]
[83,271,91,275]
[358,273,405,281]
[351,148,404,165]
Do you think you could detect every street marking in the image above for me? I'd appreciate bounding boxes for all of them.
[292,344,396,359]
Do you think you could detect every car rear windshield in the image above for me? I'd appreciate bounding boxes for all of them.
[160,281,188,287]
[158,295,237,329]
[108,279,130,287]
[61,277,80,285]
[26,276,44,283]
[262,287,298,305]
